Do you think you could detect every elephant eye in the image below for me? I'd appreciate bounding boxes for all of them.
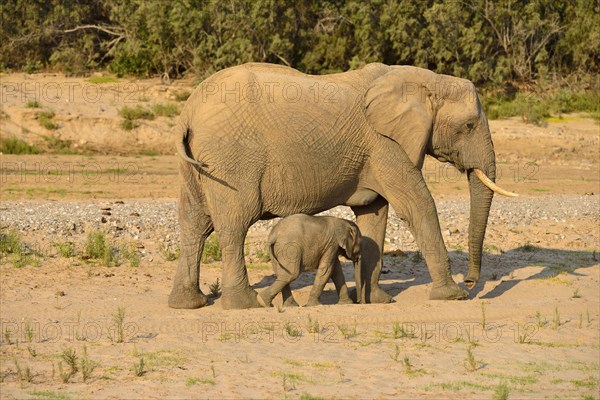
[466,122,474,131]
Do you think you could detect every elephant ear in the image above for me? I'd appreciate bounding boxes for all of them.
[364,70,434,167]
[339,225,358,261]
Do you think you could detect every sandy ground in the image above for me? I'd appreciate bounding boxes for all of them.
[0,72,599,399]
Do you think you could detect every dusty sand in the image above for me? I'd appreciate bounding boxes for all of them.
[0,72,599,399]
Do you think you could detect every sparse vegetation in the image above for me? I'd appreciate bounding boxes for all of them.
[338,322,357,340]
[202,234,221,263]
[108,306,126,343]
[151,102,179,117]
[535,311,547,328]
[43,135,79,154]
[87,75,118,84]
[390,344,401,362]
[159,243,179,261]
[121,243,141,267]
[54,241,75,258]
[306,315,320,334]
[0,136,41,154]
[80,345,94,382]
[84,230,119,266]
[255,245,271,262]
[1,229,42,267]
[209,278,221,297]
[60,347,78,375]
[133,356,146,377]
[552,307,561,330]
[392,322,416,339]
[492,381,510,400]
[481,302,486,330]
[119,106,155,130]
[173,90,191,102]
[186,376,216,386]
[464,346,479,372]
[37,110,58,130]
[26,99,41,108]
[24,321,34,343]
[284,322,301,338]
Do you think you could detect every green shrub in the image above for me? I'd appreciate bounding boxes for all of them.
[0,229,22,254]
[119,106,155,121]
[0,136,41,154]
[84,230,119,266]
[54,241,75,258]
[151,103,179,117]
[43,135,78,154]
[174,90,191,102]
[87,76,119,84]
[202,234,221,263]
[37,111,58,130]
[26,99,41,108]
[121,119,139,130]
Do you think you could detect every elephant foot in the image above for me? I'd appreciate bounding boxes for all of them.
[168,286,208,309]
[429,283,468,300]
[221,286,262,310]
[305,298,322,307]
[337,296,354,305]
[283,296,299,307]
[257,290,273,308]
[367,285,393,304]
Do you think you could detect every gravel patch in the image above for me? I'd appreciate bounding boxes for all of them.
[2,195,597,249]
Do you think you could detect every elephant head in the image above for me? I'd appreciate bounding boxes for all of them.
[365,66,516,290]
[337,221,363,303]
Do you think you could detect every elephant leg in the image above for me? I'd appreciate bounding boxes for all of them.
[259,243,301,307]
[374,154,467,300]
[258,277,293,307]
[217,225,262,310]
[282,284,299,307]
[331,260,353,304]
[306,257,334,307]
[352,196,392,304]
[168,183,213,309]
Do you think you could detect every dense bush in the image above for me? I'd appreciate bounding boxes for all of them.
[1,1,598,88]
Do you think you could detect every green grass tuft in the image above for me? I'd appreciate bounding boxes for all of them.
[26,99,41,108]
[37,110,58,130]
[173,90,191,102]
[87,75,119,84]
[151,102,179,117]
[0,136,41,154]
[202,234,221,263]
[119,105,154,121]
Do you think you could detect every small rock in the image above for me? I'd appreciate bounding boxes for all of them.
[101,217,107,223]
[55,290,65,297]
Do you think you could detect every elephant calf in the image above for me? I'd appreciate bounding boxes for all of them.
[257,214,362,307]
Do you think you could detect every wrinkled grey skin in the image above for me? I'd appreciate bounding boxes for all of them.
[258,214,362,308]
[169,62,508,310]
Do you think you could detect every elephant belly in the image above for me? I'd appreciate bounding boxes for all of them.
[344,188,379,206]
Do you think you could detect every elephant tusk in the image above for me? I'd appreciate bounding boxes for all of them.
[473,169,518,197]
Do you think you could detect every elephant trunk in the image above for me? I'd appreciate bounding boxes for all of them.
[465,162,495,289]
[354,256,363,303]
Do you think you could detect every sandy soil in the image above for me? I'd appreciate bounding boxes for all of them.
[0,72,599,399]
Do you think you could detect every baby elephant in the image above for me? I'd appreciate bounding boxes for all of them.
[257,214,362,307]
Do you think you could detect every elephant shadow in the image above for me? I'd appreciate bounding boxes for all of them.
[250,245,599,302]
[382,246,599,300]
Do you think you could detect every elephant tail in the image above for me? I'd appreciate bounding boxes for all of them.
[176,126,207,168]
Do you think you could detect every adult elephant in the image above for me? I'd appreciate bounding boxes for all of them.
[168,62,515,310]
